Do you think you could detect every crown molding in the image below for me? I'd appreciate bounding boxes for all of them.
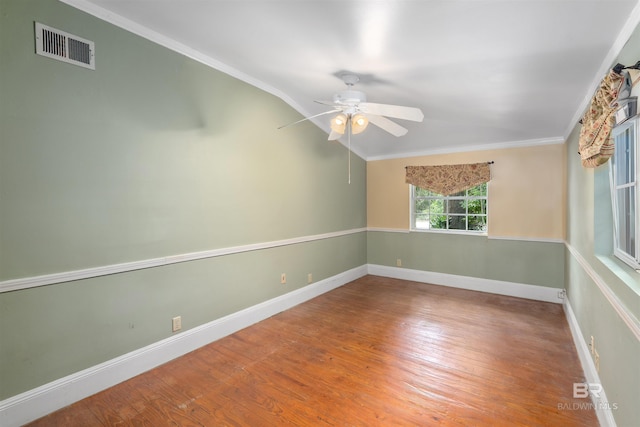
[564,1,640,140]
[59,1,289,103]
[58,0,363,158]
[365,136,565,161]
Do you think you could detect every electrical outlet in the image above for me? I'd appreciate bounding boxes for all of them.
[396,258,402,267]
[307,273,313,283]
[590,336,595,355]
[172,316,182,332]
[281,273,286,284]
[594,349,600,372]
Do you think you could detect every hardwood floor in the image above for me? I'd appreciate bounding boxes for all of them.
[27,276,598,426]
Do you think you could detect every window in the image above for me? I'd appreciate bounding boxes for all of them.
[411,183,488,232]
[610,117,640,269]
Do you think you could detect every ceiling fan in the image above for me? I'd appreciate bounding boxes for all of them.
[279,73,424,141]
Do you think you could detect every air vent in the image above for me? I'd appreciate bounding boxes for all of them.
[34,22,95,70]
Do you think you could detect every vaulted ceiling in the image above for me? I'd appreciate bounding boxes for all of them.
[64,0,640,160]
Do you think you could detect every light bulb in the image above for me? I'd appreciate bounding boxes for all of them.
[330,113,348,134]
[351,114,369,134]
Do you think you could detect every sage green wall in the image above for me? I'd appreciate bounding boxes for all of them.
[368,231,565,288]
[564,24,640,426]
[0,234,366,397]
[0,0,366,399]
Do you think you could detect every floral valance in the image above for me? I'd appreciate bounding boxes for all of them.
[405,163,492,196]
[578,69,625,168]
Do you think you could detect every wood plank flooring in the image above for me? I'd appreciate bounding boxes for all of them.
[26,275,598,426]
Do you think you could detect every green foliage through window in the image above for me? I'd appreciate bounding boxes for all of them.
[412,183,488,232]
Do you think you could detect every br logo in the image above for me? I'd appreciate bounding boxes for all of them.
[573,383,603,399]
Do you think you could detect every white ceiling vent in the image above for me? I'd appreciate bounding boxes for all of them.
[35,22,95,70]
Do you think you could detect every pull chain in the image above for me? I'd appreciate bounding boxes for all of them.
[348,118,351,184]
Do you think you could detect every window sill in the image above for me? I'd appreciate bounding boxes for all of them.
[410,228,488,237]
[595,254,640,296]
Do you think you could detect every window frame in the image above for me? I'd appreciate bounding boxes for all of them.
[610,116,640,270]
[409,183,488,234]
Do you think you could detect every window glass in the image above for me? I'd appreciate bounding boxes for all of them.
[610,117,639,268]
[615,126,634,185]
[411,183,488,233]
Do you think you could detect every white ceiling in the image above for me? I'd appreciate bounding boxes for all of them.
[64,0,640,160]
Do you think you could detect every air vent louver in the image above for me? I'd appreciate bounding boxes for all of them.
[35,22,95,70]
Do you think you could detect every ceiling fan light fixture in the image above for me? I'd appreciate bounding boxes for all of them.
[330,113,347,134]
[351,114,369,134]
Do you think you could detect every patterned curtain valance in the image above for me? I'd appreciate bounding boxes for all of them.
[405,162,492,196]
[578,69,625,168]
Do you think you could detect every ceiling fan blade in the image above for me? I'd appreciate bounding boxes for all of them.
[314,100,336,106]
[278,109,341,129]
[359,102,424,122]
[328,129,343,141]
[366,114,408,137]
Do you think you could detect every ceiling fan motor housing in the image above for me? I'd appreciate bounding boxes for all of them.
[333,90,367,105]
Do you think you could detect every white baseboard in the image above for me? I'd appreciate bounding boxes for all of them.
[0,265,367,427]
[563,300,617,427]
[367,264,565,303]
